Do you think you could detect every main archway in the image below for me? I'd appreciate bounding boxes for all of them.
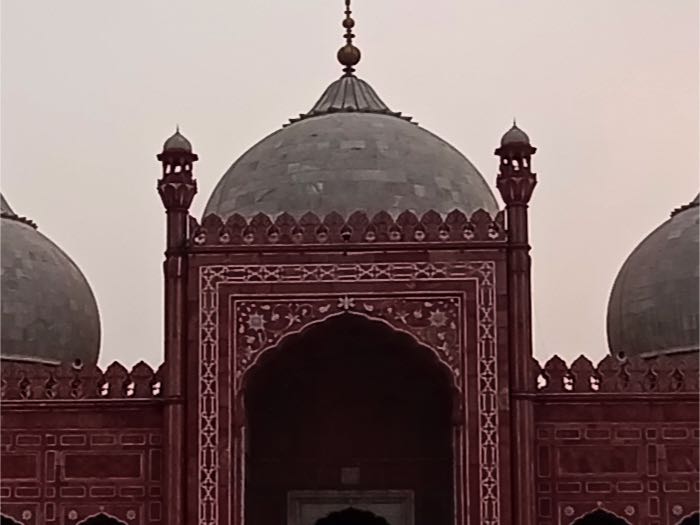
[244,314,454,525]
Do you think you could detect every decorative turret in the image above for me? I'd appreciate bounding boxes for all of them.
[156,127,198,249]
[155,127,198,525]
[495,121,537,208]
[495,121,538,525]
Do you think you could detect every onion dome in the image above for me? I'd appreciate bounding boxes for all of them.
[607,194,699,359]
[203,2,497,220]
[500,121,530,146]
[1,195,100,365]
[163,127,192,153]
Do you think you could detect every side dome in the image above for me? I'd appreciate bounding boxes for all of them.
[1,196,101,365]
[204,75,498,219]
[607,195,699,358]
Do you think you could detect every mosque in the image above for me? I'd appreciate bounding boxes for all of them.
[1,3,698,525]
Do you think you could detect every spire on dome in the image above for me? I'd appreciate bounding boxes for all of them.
[284,1,413,126]
[337,0,361,75]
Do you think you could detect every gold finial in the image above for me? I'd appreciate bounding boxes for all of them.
[337,0,361,75]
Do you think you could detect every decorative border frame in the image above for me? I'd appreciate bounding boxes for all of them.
[198,261,499,525]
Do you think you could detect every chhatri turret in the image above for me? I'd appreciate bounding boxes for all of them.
[495,120,538,525]
[156,126,198,525]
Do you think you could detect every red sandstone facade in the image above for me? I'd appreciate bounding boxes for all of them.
[1,136,698,525]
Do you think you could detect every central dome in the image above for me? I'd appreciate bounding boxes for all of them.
[204,75,498,219]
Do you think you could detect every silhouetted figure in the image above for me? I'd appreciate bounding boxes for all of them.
[571,509,630,525]
[315,507,391,525]
[77,514,127,525]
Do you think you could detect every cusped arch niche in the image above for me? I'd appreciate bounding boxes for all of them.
[676,511,699,525]
[76,513,127,525]
[315,507,391,525]
[243,314,455,525]
[570,508,632,525]
[0,514,23,525]
[241,310,459,394]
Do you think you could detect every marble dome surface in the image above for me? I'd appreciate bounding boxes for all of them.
[204,75,498,220]
[1,196,100,365]
[607,195,699,358]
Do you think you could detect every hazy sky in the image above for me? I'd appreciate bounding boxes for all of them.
[2,0,698,367]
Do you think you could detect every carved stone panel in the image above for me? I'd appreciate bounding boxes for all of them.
[196,260,501,525]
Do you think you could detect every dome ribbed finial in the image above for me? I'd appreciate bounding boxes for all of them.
[337,0,361,75]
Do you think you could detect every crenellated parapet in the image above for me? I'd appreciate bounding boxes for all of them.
[189,208,506,248]
[0,361,164,400]
[533,354,699,393]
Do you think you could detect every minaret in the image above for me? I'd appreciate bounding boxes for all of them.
[156,127,198,525]
[495,121,537,525]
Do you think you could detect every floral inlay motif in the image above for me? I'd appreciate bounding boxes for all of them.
[234,295,462,386]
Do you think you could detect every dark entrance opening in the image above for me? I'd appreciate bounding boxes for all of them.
[315,507,391,525]
[76,514,127,525]
[245,314,454,525]
[678,512,699,525]
[571,509,631,525]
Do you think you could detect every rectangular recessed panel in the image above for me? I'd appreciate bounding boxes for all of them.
[15,434,41,447]
[617,481,644,492]
[554,429,581,440]
[558,446,638,474]
[665,446,699,473]
[1,453,38,479]
[615,428,642,440]
[64,453,142,479]
[662,428,689,439]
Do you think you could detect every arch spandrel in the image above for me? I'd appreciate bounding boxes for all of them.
[233,296,463,392]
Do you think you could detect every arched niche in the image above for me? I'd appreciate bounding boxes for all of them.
[676,512,699,525]
[76,513,127,525]
[570,508,632,525]
[0,515,23,525]
[315,507,391,525]
[244,314,454,525]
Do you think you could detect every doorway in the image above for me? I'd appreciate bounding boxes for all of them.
[244,314,453,525]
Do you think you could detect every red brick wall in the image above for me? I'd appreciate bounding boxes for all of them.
[533,355,699,525]
[1,402,163,525]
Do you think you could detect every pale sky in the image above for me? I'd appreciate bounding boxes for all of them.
[2,0,698,368]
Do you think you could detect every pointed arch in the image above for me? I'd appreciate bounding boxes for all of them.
[233,297,464,394]
[241,311,458,394]
[197,260,499,525]
[76,512,127,525]
[570,508,632,525]
[1,514,23,525]
[676,511,699,525]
